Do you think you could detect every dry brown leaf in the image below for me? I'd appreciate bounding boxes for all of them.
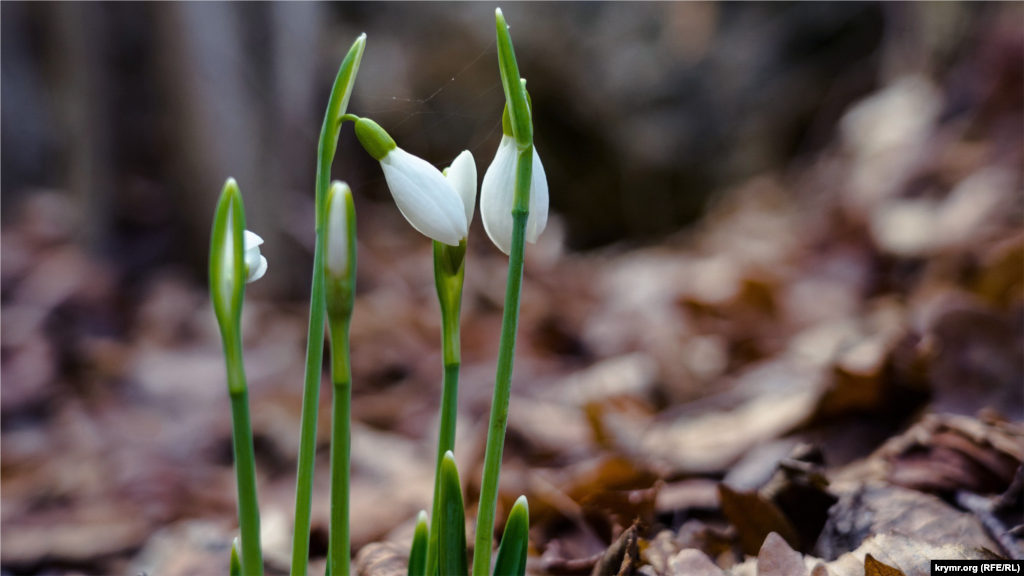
[864,554,906,576]
[824,533,1001,576]
[591,522,640,576]
[128,520,232,576]
[756,532,807,576]
[719,484,800,556]
[667,549,726,576]
[816,483,998,559]
[615,359,825,474]
[355,542,408,576]
[877,414,1024,496]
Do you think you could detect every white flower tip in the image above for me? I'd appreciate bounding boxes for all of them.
[446,150,477,230]
[249,255,268,283]
[243,230,267,283]
[326,182,353,278]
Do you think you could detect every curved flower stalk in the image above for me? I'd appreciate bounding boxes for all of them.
[209,178,264,576]
[480,110,548,255]
[354,118,468,246]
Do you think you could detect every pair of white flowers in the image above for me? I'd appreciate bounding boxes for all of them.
[241,120,548,284]
[370,120,548,254]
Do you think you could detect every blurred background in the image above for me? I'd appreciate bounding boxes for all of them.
[2,2,1022,575]
[6,1,1014,285]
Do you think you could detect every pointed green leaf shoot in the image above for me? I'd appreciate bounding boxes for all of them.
[209,178,247,351]
[230,537,241,576]
[495,9,531,148]
[293,32,366,576]
[209,178,263,576]
[493,496,529,576]
[439,452,468,576]
[408,510,430,576]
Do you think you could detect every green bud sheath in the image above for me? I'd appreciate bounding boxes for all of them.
[500,89,531,139]
[354,118,397,161]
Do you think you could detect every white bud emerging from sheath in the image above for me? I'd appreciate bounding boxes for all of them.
[445,150,477,229]
[243,230,267,283]
[380,148,469,246]
[325,181,354,279]
[480,135,548,255]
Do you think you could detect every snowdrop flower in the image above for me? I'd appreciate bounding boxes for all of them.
[243,230,267,283]
[445,150,477,228]
[480,135,548,255]
[354,118,468,246]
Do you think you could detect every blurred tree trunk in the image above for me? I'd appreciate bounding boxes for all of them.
[153,2,323,296]
[1,3,56,226]
[155,3,266,286]
[48,3,113,256]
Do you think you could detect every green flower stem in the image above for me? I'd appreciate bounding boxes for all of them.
[328,320,353,576]
[471,149,531,576]
[225,335,264,576]
[291,35,365,576]
[473,10,533,576]
[425,240,466,576]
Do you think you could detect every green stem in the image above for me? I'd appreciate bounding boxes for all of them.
[425,241,465,576]
[291,233,326,576]
[227,335,264,576]
[291,35,364,576]
[472,145,532,576]
[328,321,352,576]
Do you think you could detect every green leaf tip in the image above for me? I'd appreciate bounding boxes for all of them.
[493,496,529,576]
[439,452,468,576]
[494,7,531,147]
[210,177,248,350]
[230,537,241,576]
[408,510,430,576]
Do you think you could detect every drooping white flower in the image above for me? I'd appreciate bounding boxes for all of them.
[480,135,548,255]
[243,230,267,283]
[381,149,468,246]
[355,118,468,246]
[445,150,477,228]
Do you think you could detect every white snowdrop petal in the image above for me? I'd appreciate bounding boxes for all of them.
[382,149,467,246]
[243,230,264,249]
[249,255,268,282]
[480,136,518,255]
[446,150,477,227]
[481,135,550,254]
[526,148,549,243]
[242,230,267,283]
